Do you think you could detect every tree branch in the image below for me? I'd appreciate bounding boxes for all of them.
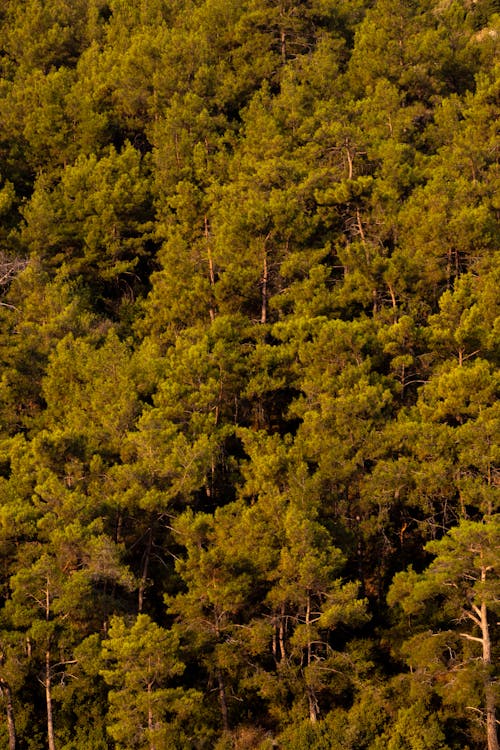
[460,632,484,645]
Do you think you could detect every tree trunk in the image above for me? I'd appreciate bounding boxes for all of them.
[43,575,56,750]
[480,595,499,750]
[345,142,353,180]
[307,684,319,724]
[387,281,397,319]
[46,650,56,750]
[305,593,319,723]
[138,525,153,613]
[216,668,229,732]
[261,248,268,324]
[463,565,500,750]
[486,685,499,750]
[147,680,156,750]
[306,593,312,668]
[280,28,286,62]
[279,604,286,662]
[0,678,16,750]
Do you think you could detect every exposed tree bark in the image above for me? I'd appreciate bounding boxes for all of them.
[138,525,153,613]
[45,650,56,750]
[387,280,397,318]
[485,683,499,750]
[272,614,277,663]
[480,565,499,750]
[216,667,229,732]
[345,141,353,180]
[460,561,498,750]
[0,678,16,750]
[307,684,319,724]
[305,592,319,723]
[279,604,286,662]
[356,208,367,255]
[42,576,56,750]
[306,593,312,668]
[280,28,287,62]
[261,248,268,324]
[147,678,156,750]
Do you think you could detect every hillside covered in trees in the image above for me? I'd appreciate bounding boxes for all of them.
[0,0,499,748]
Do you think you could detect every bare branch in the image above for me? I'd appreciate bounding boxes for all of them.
[463,608,482,628]
[460,632,484,645]
[471,603,483,620]
[0,254,28,288]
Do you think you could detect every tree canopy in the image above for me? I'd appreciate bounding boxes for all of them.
[0,0,498,747]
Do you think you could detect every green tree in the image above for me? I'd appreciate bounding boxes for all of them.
[4,521,133,750]
[20,142,154,314]
[0,266,96,434]
[235,430,370,730]
[388,516,500,750]
[264,504,369,724]
[100,614,200,750]
[166,506,260,734]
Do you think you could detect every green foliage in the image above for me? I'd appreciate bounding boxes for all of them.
[100,614,201,749]
[0,0,498,747]
[373,700,451,750]
[388,517,500,749]
[21,143,154,291]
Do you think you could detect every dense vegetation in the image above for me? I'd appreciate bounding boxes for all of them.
[0,0,498,748]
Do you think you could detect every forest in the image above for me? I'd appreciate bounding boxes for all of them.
[0,0,498,748]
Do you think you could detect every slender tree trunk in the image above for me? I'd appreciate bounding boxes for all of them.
[307,685,319,724]
[0,678,16,750]
[480,593,499,750]
[272,614,277,663]
[261,249,268,324]
[464,569,500,750]
[387,281,397,320]
[147,680,156,750]
[216,668,229,732]
[345,142,353,180]
[138,525,153,613]
[306,593,312,668]
[43,577,56,750]
[356,208,370,269]
[305,593,319,723]
[115,511,123,544]
[279,604,286,662]
[486,685,499,750]
[46,650,56,750]
[280,29,286,62]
